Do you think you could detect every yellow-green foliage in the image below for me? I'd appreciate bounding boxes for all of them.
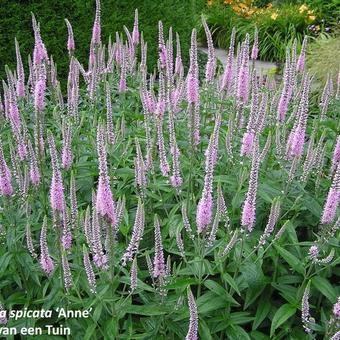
[307,34,340,87]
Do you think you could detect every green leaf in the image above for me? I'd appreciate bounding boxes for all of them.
[204,280,240,305]
[253,298,271,330]
[227,325,251,340]
[223,272,241,296]
[270,304,296,337]
[199,318,213,340]
[274,245,305,274]
[312,276,337,303]
[126,304,168,316]
[197,292,234,314]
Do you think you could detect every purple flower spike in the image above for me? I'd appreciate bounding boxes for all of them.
[0,140,13,196]
[251,27,259,60]
[153,216,166,279]
[40,217,54,276]
[92,0,101,46]
[241,141,260,232]
[15,38,25,98]
[48,132,65,212]
[132,9,139,45]
[65,19,75,54]
[96,124,116,226]
[34,74,46,113]
[297,36,307,72]
[121,199,145,266]
[331,135,340,174]
[185,287,198,340]
[61,122,73,170]
[321,187,340,225]
[241,131,255,157]
[196,192,213,233]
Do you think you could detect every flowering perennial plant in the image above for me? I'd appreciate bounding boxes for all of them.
[0,3,339,338]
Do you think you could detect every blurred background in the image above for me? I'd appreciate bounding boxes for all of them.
[0,0,339,88]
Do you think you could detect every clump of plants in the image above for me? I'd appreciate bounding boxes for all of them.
[199,0,319,62]
[0,0,339,338]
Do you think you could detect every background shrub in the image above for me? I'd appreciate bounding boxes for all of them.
[307,33,340,89]
[198,0,336,62]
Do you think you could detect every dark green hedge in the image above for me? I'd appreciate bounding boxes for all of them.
[0,0,205,88]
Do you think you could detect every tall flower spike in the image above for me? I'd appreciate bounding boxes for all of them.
[105,82,115,145]
[286,75,311,158]
[331,135,340,174]
[61,203,72,250]
[240,70,259,157]
[70,173,78,229]
[175,33,183,76]
[241,140,260,232]
[83,206,92,248]
[176,229,185,257]
[9,84,21,128]
[61,252,73,291]
[134,138,147,190]
[130,256,138,293]
[83,245,96,293]
[187,29,199,105]
[196,114,221,233]
[92,0,101,46]
[96,124,116,225]
[119,50,127,93]
[221,229,239,257]
[48,132,65,212]
[221,27,236,93]
[65,19,75,55]
[202,16,216,83]
[257,199,281,247]
[15,38,25,97]
[0,139,13,196]
[301,281,312,333]
[237,34,250,104]
[121,199,145,266]
[91,207,108,270]
[26,222,37,258]
[34,65,46,113]
[153,216,166,279]
[61,121,73,170]
[251,27,259,60]
[132,9,139,45]
[296,36,307,72]
[158,21,167,68]
[321,164,340,225]
[277,49,291,122]
[28,140,40,186]
[168,109,182,187]
[182,202,194,239]
[156,114,170,177]
[185,287,198,340]
[32,16,48,67]
[40,216,54,276]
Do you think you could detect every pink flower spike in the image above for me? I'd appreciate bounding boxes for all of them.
[0,139,13,196]
[65,19,75,54]
[132,9,139,45]
[96,124,116,225]
[40,217,54,276]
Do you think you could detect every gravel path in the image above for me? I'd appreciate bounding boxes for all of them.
[199,47,278,75]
